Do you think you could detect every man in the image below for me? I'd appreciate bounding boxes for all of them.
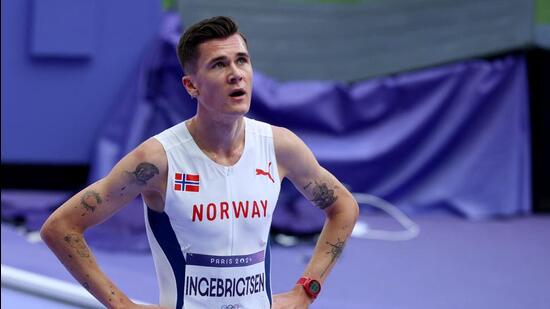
[41,16,358,309]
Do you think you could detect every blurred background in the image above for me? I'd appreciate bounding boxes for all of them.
[2,0,549,308]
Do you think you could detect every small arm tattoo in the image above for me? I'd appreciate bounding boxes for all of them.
[126,162,159,185]
[80,190,102,215]
[108,285,117,302]
[321,238,346,277]
[64,233,91,258]
[304,181,338,209]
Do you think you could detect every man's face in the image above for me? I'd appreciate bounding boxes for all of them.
[184,34,253,119]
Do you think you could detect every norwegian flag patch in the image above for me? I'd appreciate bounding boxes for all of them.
[174,173,200,192]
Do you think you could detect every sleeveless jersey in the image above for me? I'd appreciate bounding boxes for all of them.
[144,117,281,309]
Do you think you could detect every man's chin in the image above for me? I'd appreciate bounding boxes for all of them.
[226,103,251,116]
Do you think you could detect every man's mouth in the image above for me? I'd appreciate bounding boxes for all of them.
[229,89,246,98]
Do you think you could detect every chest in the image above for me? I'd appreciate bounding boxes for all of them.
[165,159,281,242]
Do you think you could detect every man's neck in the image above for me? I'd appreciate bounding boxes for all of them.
[187,113,246,165]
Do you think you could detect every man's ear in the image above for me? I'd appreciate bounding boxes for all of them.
[182,76,199,98]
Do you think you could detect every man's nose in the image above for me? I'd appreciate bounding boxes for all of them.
[228,66,243,84]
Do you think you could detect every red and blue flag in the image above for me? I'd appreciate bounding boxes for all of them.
[174,173,200,192]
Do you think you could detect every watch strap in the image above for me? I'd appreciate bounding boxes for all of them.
[296,276,321,300]
[296,277,308,285]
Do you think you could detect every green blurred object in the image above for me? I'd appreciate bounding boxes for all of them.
[536,0,550,23]
[162,0,176,11]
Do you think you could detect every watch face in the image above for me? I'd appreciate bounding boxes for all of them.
[309,280,321,294]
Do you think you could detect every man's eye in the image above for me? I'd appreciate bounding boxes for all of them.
[237,58,247,64]
[213,62,225,68]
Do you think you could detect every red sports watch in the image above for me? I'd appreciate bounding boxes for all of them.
[296,277,321,300]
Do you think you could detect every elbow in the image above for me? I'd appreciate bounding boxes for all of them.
[343,190,360,220]
[348,198,360,226]
[327,194,359,224]
[341,199,360,235]
[351,199,360,222]
[40,215,75,245]
[343,194,360,226]
[40,216,58,245]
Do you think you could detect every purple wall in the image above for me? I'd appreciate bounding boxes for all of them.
[1,0,162,164]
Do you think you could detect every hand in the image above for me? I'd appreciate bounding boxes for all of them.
[272,286,312,309]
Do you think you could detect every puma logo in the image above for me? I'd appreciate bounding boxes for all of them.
[256,162,274,183]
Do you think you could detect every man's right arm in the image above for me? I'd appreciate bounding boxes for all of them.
[40,138,167,309]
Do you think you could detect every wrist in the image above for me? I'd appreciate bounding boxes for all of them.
[296,276,321,301]
[292,285,314,304]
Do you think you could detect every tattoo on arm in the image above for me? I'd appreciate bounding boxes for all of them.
[108,285,117,303]
[80,190,102,215]
[64,233,91,258]
[109,290,116,302]
[304,181,338,209]
[126,162,159,185]
[320,238,346,277]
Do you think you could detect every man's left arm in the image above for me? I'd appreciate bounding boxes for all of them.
[272,126,359,308]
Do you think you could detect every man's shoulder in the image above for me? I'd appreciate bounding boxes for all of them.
[271,124,292,139]
[271,124,299,140]
[271,125,319,180]
[271,125,306,156]
[132,138,167,163]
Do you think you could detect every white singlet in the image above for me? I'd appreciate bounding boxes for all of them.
[144,117,281,309]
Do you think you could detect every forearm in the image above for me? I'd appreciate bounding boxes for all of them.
[41,221,132,309]
[302,201,358,284]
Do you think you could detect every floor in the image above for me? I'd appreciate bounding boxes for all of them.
[2,210,550,309]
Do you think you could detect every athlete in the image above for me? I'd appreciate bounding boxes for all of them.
[41,16,359,309]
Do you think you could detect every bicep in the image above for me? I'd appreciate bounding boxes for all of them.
[297,167,343,210]
[47,140,165,231]
[51,179,136,231]
[275,127,345,211]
